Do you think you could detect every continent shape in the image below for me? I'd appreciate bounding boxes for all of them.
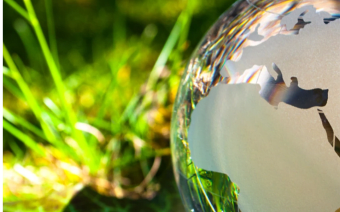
[224,6,340,135]
[189,6,340,212]
[189,84,340,212]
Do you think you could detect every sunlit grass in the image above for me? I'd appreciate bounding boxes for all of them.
[3,0,197,211]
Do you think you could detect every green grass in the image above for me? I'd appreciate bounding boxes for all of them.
[3,0,196,211]
[3,0,232,211]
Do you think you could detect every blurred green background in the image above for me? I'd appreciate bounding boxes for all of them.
[3,0,233,211]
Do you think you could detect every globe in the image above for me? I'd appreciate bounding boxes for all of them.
[170,0,340,211]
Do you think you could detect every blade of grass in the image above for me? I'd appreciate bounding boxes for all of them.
[22,0,75,128]
[43,97,62,118]
[3,45,78,161]
[90,47,136,138]
[12,54,33,83]
[120,94,141,123]
[92,54,132,130]
[4,0,30,21]
[177,0,195,50]
[3,108,47,140]
[44,0,60,69]
[23,0,98,171]
[3,44,57,143]
[13,19,45,71]
[3,75,25,99]
[2,131,25,157]
[7,138,24,158]
[3,120,46,157]
[121,7,191,123]
[96,57,127,120]
[145,11,186,90]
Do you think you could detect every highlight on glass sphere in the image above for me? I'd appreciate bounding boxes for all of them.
[170,0,340,211]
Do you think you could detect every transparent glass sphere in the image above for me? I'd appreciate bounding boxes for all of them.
[170,0,340,211]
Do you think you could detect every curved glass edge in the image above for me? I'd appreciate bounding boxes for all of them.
[170,0,251,210]
[170,0,339,211]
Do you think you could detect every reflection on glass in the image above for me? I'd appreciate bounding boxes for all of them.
[171,0,340,211]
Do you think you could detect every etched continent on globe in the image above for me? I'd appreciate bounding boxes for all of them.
[189,5,340,212]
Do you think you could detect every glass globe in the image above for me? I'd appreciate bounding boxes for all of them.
[170,0,340,211]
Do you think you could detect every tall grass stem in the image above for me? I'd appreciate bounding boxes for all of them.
[3,120,46,157]
[23,0,99,172]
[44,0,60,69]
[3,44,57,143]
